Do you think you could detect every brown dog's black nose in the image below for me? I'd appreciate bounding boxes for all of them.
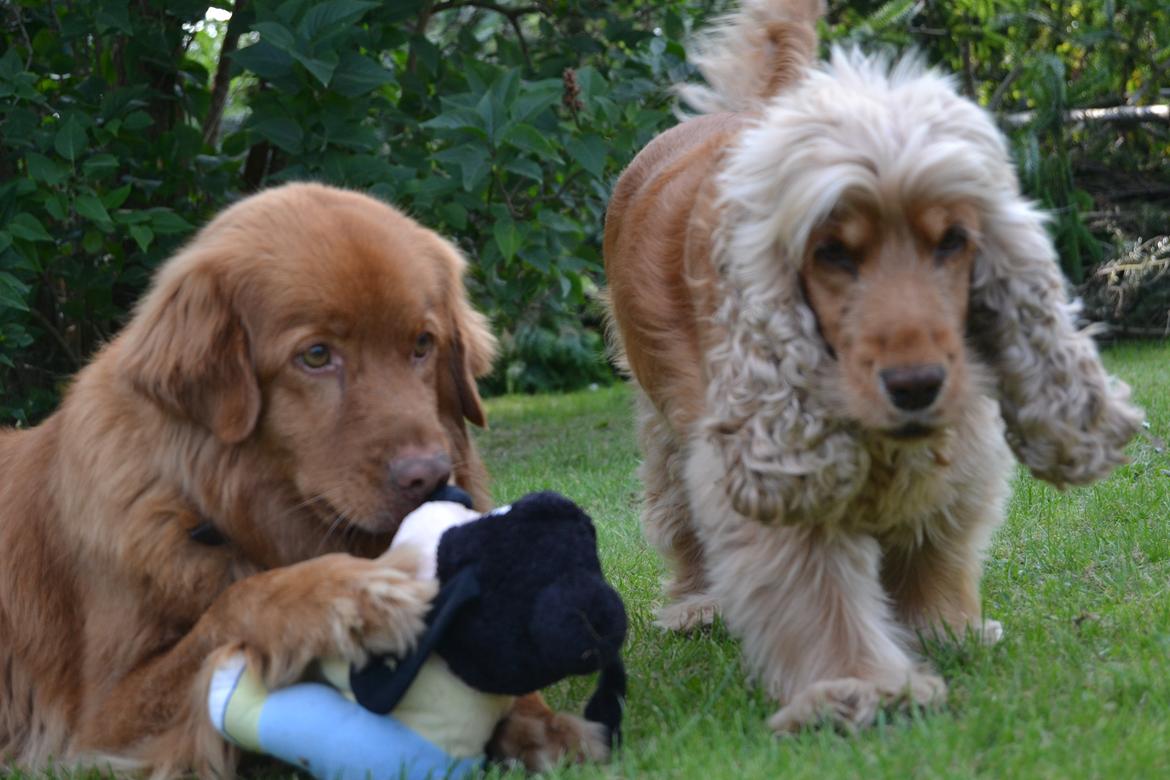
[388,452,452,503]
[880,364,945,411]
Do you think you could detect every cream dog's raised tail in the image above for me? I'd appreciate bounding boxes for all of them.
[677,0,824,113]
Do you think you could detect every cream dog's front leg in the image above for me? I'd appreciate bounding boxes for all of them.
[685,436,946,733]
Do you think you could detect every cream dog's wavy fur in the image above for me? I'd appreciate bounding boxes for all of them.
[605,0,1143,731]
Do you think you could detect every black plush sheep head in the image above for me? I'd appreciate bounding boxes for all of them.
[435,492,627,696]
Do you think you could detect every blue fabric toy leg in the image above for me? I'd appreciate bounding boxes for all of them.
[208,654,481,780]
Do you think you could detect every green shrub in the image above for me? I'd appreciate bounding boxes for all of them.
[0,0,715,422]
[1,1,1165,423]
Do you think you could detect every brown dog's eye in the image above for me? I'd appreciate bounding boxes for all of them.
[813,239,858,276]
[413,332,434,360]
[935,226,969,260]
[299,344,332,369]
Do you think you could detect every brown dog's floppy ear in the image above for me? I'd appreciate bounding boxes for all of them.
[433,238,497,428]
[119,255,261,444]
[970,200,1144,487]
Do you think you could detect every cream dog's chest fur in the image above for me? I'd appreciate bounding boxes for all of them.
[839,396,1012,542]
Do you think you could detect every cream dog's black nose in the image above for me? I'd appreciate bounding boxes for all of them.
[881,364,945,411]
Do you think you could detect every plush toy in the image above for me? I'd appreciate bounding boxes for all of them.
[207,487,628,780]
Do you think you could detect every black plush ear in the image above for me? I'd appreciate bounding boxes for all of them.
[350,567,482,715]
[119,259,261,444]
[584,660,627,747]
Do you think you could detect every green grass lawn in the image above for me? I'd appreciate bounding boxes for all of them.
[480,340,1170,780]
[15,344,1167,780]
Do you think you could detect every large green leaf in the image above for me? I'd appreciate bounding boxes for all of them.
[75,193,113,227]
[480,69,522,146]
[565,134,607,178]
[250,117,304,154]
[298,0,380,39]
[82,153,119,179]
[291,49,339,86]
[330,53,394,97]
[252,21,296,53]
[7,214,52,243]
[503,124,560,162]
[129,225,154,252]
[102,184,132,210]
[147,208,194,236]
[435,144,491,192]
[511,79,562,124]
[422,102,487,137]
[26,153,68,185]
[0,272,30,313]
[233,41,295,82]
[53,116,88,162]
[493,216,522,263]
[502,157,543,183]
[0,48,23,81]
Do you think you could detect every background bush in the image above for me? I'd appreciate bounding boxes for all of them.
[1,0,1167,424]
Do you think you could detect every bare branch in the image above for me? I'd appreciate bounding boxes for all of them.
[429,1,542,20]
[203,0,250,147]
[27,306,80,370]
[1002,104,1170,128]
[987,63,1024,112]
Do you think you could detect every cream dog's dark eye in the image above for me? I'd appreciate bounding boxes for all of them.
[813,239,858,276]
[935,226,968,259]
[413,332,434,359]
[299,344,332,369]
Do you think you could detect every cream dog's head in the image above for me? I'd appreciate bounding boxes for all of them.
[690,24,1142,521]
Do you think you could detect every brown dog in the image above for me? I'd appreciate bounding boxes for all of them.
[0,183,604,775]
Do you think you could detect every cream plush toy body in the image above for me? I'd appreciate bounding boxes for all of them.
[207,488,627,780]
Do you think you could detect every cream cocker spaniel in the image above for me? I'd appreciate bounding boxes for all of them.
[604,0,1144,732]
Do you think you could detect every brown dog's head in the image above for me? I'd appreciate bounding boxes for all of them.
[703,48,1143,522]
[117,183,496,535]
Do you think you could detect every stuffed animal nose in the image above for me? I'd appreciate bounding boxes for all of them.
[880,364,945,411]
[388,452,452,503]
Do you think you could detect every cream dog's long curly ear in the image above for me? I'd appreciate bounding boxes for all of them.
[970,201,1144,487]
[702,203,870,525]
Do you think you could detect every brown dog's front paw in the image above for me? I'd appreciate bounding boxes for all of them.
[244,546,435,686]
[488,693,610,771]
[334,545,436,663]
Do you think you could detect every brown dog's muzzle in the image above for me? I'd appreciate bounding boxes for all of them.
[388,451,452,506]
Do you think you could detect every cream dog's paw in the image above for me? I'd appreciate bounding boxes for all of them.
[768,671,946,734]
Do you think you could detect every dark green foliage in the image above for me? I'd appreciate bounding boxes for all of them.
[1,1,1166,423]
[0,1,226,424]
[0,0,718,421]
[825,0,1170,284]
